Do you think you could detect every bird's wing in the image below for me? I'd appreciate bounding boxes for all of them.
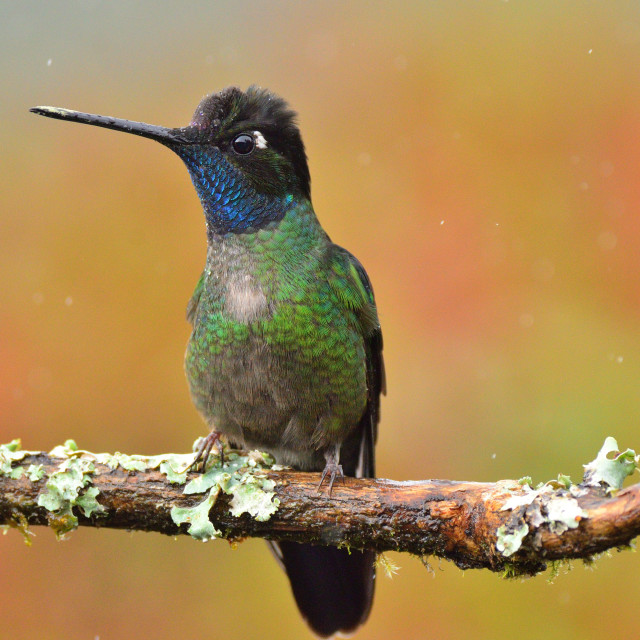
[186,271,205,325]
[328,245,385,478]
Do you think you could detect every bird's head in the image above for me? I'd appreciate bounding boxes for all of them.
[31,86,311,237]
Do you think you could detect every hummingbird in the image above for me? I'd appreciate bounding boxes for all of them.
[31,86,385,637]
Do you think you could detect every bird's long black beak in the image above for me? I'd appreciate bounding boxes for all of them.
[30,106,191,145]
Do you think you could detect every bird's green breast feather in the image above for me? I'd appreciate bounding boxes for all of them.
[184,206,379,436]
[186,268,366,360]
[186,208,379,356]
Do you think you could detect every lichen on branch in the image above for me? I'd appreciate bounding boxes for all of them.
[0,437,639,578]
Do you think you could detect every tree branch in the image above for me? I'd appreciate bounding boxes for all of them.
[1,440,639,576]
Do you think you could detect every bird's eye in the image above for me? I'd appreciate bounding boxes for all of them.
[232,134,255,155]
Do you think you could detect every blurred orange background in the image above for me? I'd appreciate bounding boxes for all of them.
[2,2,640,638]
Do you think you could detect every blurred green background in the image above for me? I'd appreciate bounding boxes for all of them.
[2,1,640,638]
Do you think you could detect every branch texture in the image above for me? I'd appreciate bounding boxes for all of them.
[1,448,639,575]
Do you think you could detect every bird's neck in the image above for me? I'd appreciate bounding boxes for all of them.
[200,202,330,325]
[205,200,329,275]
[178,145,300,238]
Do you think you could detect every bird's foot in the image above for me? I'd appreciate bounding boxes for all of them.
[317,459,344,497]
[187,431,224,473]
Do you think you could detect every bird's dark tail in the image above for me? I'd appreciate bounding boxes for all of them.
[269,540,375,637]
[269,410,377,637]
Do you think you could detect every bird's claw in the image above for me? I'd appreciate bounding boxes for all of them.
[187,431,224,473]
[317,461,345,497]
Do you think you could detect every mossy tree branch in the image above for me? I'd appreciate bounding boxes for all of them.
[1,440,639,576]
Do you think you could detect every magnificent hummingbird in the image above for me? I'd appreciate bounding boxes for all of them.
[31,86,385,637]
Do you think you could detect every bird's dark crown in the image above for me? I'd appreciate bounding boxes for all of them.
[187,86,311,200]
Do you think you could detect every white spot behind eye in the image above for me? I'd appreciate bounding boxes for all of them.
[254,131,268,149]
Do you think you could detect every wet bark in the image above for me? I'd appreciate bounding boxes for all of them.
[1,452,638,575]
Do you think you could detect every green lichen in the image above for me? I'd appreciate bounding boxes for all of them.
[499,482,586,556]
[62,446,194,482]
[27,464,45,481]
[0,439,32,474]
[1,438,280,543]
[75,487,103,517]
[497,437,637,558]
[1,440,107,540]
[171,488,221,541]
[49,439,80,457]
[37,456,105,538]
[556,474,572,490]
[157,457,191,484]
[229,477,278,521]
[171,449,280,541]
[501,489,539,511]
[545,495,587,534]
[496,523,529,557]
[583,436,638,491]
[90,450,194,483]
[96,452,149,472]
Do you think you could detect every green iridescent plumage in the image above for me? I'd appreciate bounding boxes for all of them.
[185,201,380,470]
[31,86,384,638]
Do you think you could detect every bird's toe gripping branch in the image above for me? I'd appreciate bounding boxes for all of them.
[188,430,225,472]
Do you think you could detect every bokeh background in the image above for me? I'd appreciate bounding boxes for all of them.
[2,1,640,638]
